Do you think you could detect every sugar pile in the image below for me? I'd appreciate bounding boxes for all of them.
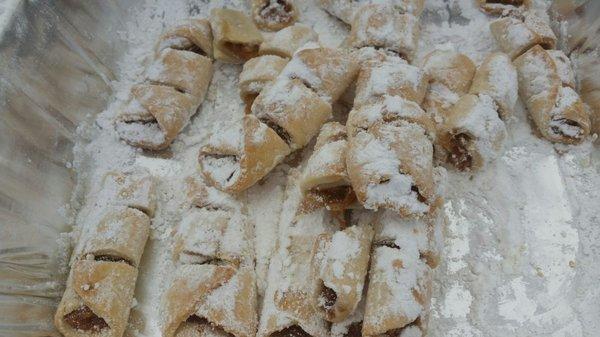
[66,0,600,336]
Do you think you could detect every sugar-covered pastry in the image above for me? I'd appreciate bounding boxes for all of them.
[99,169,157,216]
[349,4,420,62]
[252,77,333,150]
[156,18,214,58]
[354,54,428,107]
[199,114,291,193]
[280,47,359,103]
[514,45,590,144]
[311,225,373,323]
[479,0,531,15]
[489,12,556,60]
[211,8,263,63]
[239,55,289,109]
[438,94,507,171]
[259,24,319,59]
[469,52,518,120]
[251,0,298,31]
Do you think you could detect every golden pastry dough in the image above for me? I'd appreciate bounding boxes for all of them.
[252,77,333,150]
[489,13,557,60]
[157,18,214,58]
[422,49,476,95]
[240,55,289,110]
[210,8,264,64]
[199,114,291,193]
[479,0,531,15]
[514,45,590,144]
[346,121,434,217]
[280,47,359,102]
[347,95,435,138]
[100,170,157,217]
[55,260,138,337]
[547,49,576,89]
[259,24,319,59]
[318,0,356,24]
[469,52,518,120]
[78,207,150,268]
[311,225,374,323]
[438,94,507,171]
[354,54,429,107]
[251,0,298,31]
[350,4,420,62]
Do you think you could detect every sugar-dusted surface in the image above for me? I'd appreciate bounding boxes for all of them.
[65,0,600,337]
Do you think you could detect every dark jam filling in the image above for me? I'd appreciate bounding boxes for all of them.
[183,316,235,337]
[94,254,132,266]
[63,306,109,332]
[185,44,207,57]
[271,325,312,337]
[550,118,583,141]
[201,153,239,183]
[260,0,294,24]
[224,42,259,61]
[320,285,338,312]
[447,133,473,171]
[344,322,363,337]
[259,117,292,145]
[410,185,427,203]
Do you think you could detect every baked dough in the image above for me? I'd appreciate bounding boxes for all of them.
[311,225,374,323]
[252,77,332,150]
[354,54,428,107]
[251,0,298,31]
[239,55,289,110]
[259,24,319,59]
[547,49,576,89]
[489,13,556,60]
[469,52,518,120]
[349,4,420,62]
[199,114,291,193]
[280,47,359,102]
[54,260,138,337]
[582,90,600,136]
[346,121,434,217]
[479,0,531,16]
[157,18,214,58]
[514,45,590,144]
[437,94,507,171]
[210,8,264,64]
[99,169,157,217]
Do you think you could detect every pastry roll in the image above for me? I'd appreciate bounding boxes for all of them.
[280,47,359,102]
[582,90,600,135]
[479,0,530,15]
[547,50,576,89]
[318,0,356,24]
[469,52,518,120]
[116,84,197,150]
[239,55,288,109]
[346,120,434,217]
[55,259,138,337]
[354,54,428,107]
[299,122,355,213]
[258,235,329,337]
[99,169,157,216]
[438,94,507,171]
[252,77,332,150]
[77,207,150,268]
[251,0,298,31]
[210,8,263,64]
[259,24,319,59]
[514,45,590,143]
[199,114,291,193]
[349,4,420,62]
[156,18,214,58]
[489,13,556,60]
[422,50,476,95]
[347,95,435,138]
[147,48,213,102]
[160,264,236,337]
[362,211,434,337]
[311,225,374,323]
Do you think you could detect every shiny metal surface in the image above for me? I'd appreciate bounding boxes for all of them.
[0,1,140,336]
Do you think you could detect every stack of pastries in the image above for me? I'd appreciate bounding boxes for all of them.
[54,3,595,337]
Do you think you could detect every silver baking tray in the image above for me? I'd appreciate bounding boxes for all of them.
[1,1,599,337]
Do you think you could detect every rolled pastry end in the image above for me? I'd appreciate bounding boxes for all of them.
[211,8,263,64]
[239,55,288,110]
[544,87,591,144]
[258,24,319,59]
[199,115,291,193]
[252,0,299,31]
[157,18,214,59]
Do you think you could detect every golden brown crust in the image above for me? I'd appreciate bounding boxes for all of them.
[251,0,299,31]
[211,8,264,64]
[199,114,291,193]
[157,18,214,58]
